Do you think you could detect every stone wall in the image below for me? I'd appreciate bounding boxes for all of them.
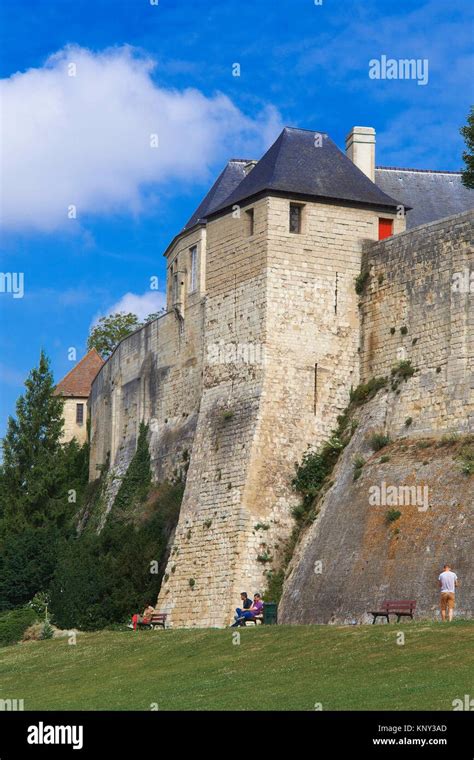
[157,196,402,627]
[279,209,473,625]
[360,210,473,435]
[88,228,206,516]
[61,397,88,445]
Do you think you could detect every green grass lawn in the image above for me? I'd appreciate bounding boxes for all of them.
[0,621,472,711]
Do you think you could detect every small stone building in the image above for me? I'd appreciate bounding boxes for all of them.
[55,349,104,444]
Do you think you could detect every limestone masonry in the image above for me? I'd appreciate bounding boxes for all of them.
[87,126,473,627]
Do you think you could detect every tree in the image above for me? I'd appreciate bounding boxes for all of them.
[87,312,141,359]
[87,310,166,359]
[0,351,65,530]
[0,526,61,610]
[144,311,165,323]
[460,106,474,189]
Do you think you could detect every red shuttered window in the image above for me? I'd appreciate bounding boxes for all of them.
[379,218,393,240]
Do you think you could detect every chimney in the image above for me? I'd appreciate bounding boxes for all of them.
[345,126,376,182]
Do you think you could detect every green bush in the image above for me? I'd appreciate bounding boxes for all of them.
[0,607,38,646]
[353,456,365,481]
[368,433,391,452]
[349,377,387,406]
[292,436,345,513]
[40,620,54,640]
[391,360,416,389]
[458,444,473,476]
[386,509,402,524]
[355,269,370,295]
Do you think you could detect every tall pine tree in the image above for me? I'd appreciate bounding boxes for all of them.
[0,351,65,530]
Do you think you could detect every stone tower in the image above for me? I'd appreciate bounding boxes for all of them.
[156,127,405,627]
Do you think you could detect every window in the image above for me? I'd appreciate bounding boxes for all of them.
[172,271,178,303]
[189,245,197,292]
[378,218,393,240]
[246,208,254,236]
[289,203,302,233]
[76,403,84,425]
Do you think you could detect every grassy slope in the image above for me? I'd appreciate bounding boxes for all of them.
[0,622,472,711]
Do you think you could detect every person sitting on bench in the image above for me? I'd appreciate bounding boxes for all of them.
[231,593,263,627]
[231,592,252,626]
[130,604,155,631]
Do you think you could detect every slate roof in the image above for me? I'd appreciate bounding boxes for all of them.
[375,168,474,229]
[183,159,251,230]
[208,127,401,215]
[54,349,104,398]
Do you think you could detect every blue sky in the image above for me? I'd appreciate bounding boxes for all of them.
[0,0,473,438]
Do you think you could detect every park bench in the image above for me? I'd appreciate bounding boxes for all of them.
[138,612,168,630]
[369,600,416,624]
[242,612,264,626]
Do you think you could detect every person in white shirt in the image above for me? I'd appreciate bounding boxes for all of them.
[438,564,458,622]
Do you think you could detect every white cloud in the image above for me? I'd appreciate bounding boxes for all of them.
[97,290,167,324]
[1,45,282,231]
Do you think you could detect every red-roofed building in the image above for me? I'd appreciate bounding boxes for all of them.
[54,349,104,444]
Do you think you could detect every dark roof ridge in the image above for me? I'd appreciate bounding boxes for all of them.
[282,125,329,136]
[209,127,401,215]
[377,166,462,175]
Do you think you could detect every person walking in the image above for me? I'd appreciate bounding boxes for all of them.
[439,564,458,622]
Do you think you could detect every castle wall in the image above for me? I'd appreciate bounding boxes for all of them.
[88,227,206,513]
[158,196,402,627]
[360,210,473,435]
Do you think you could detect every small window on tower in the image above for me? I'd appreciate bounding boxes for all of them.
[172,272,178,303]
[189,246,197,292]
[76,403,84,425]
[289,203,302,234]
[378,218,393,240]
[246,208,254,236]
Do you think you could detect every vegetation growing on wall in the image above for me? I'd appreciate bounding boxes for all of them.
[110,422,152,522]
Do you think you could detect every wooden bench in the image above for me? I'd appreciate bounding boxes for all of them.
[138,613,168,630]
[369,600,416,624]
[242,613,264,626]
